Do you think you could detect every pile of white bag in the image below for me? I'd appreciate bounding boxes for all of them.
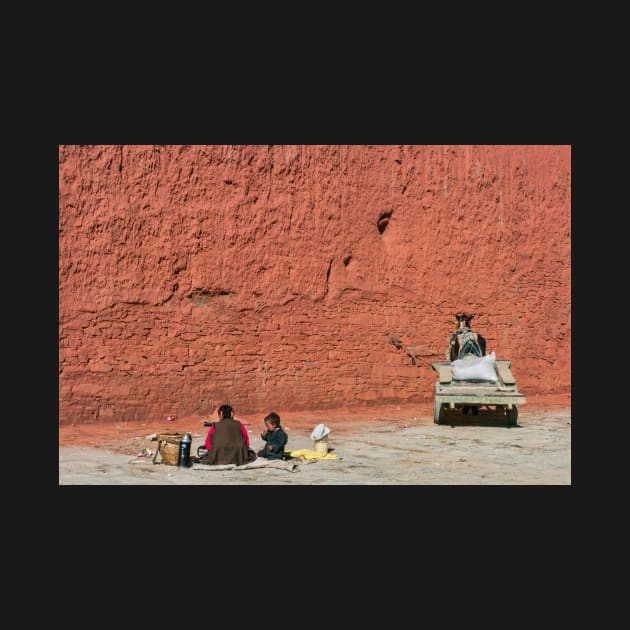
[451,351,498,382]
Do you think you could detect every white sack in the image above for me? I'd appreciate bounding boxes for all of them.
[451,351,498,382]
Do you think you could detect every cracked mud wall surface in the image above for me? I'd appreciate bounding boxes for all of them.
[59,145,571,425]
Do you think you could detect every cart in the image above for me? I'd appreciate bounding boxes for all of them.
[430,359,526,426]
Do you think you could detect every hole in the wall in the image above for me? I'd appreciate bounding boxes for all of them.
[377,210,394,235]
[343,255,352,266]
[190,288,234,306]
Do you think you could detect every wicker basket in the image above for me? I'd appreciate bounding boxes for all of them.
[154,432,185,465]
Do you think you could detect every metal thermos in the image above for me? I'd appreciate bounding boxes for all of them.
[178,433,192,467]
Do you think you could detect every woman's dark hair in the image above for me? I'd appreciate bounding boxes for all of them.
[218,404,233,418]
[264,412,280,426]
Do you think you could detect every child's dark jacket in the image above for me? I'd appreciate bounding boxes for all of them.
[259,427,288,459]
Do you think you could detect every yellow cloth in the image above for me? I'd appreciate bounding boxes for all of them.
[286,449,338,460]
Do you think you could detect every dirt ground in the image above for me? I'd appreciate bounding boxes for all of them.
[58,394,570,485]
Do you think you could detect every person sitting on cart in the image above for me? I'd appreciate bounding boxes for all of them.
[446,313,487,362]
[446,313,487,416]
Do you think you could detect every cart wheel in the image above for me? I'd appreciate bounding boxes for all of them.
[506,406,518,426]
[434,398,445,424]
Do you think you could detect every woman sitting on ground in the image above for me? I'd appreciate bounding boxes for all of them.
[198,404,257,466]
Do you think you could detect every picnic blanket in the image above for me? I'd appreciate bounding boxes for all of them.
[192,457,308,473]
[191,450,339,472]
[129,457,305,472]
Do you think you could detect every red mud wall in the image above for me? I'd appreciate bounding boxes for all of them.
[59,145,571,425]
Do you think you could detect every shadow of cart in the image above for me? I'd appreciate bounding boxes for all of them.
[438,405,522,428]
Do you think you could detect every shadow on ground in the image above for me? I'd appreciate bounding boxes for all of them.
[439,408,520,428]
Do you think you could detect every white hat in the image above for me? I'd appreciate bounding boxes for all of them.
[310,423,331,441]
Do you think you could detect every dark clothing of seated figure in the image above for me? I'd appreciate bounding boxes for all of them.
[449,327,486,361]
[447,313,486,362]
[199,416,257,466]
[447,313,486,417]
[257,426,288,460]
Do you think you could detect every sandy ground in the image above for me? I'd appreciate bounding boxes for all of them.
[58,394,570,485]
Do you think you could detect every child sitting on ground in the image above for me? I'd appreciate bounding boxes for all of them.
[257,412,288,460]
